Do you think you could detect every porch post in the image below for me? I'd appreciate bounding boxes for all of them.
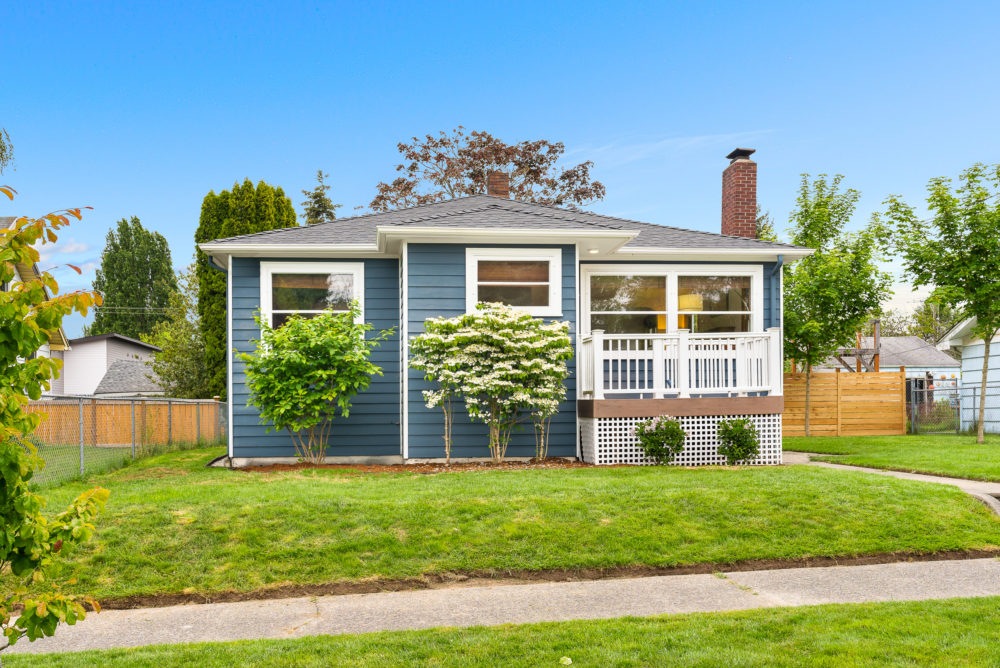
[767,327,782,396]
[592,330,605,400]
[677,329,690,398]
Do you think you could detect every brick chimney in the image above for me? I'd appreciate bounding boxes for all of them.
[721,148,757,238]
[486,171,510,198]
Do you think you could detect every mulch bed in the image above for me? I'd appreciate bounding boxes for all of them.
[239,458,595,475]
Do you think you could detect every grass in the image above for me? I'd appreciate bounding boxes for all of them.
[11,596,1000,667]
[26,440,225,488]
[33,447,1000,601]
[784,434,1000,482]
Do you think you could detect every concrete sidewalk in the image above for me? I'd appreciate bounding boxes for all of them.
[783,451,1000,516]
[12,557,1000,655]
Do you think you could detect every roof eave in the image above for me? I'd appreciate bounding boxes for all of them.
[375,226,638,255]
[607,246,814,262]
[198,243,385,267]
[937,317,976,350]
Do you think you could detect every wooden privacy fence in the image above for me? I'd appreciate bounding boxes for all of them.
[25,397,224,447]
[783,369,907,436]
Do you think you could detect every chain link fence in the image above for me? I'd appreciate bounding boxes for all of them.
[908,381,1000,435]
[17,396,227,486]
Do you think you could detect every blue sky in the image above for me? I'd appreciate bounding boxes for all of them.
[4,1,999,336]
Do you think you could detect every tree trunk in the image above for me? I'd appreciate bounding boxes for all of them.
[978,333,994,444]
[804,363,812,437]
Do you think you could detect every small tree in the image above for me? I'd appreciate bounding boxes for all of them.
[370,127,605,212]
[409,316,462,465]
[524,324,572,460]
[0,196,109,658]
[239,305,393,463]
[411,304,572,464]
[885,163,1000,444]
[910,295,960,346]
[143,264,212,399]
[755,205,778,242]
[783,175,893,435]
[300,170,342,225]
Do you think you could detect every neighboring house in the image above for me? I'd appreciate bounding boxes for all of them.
[61,333,162,395]
[938,318,1000,433]
[92,359,164,397]
[2,216,72,394]
[819,336,960,386]
[200,148,812,466]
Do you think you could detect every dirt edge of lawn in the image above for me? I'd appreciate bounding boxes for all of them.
[89,547,1000,611]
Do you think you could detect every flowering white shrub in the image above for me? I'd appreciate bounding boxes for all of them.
[410,303,573,463]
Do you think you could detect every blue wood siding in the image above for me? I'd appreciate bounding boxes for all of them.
[407,244,577,459]
[230,257,401,458]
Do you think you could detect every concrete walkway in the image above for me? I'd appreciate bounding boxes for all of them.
[783,451,1000,516]
[12,557,1000,655]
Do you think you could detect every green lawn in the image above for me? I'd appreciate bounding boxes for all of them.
[12,596,1000,667]
[784,434,1000,482]
[33,447,1000,602]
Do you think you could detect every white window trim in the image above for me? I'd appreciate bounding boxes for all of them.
[580,263,764,335]
[259,261,365,327]
[465,248,562,317]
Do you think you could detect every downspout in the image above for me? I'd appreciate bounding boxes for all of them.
[204,252,233,467]
[769,255,783,329]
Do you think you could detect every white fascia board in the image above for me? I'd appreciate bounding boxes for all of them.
[603,247,814,262]
[198,243,385,267]
[376,227,636,254]
[937,317,977,350]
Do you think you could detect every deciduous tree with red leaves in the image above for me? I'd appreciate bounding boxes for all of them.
[369,127,605,212]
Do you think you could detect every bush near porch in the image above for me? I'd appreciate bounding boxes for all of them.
[784,434,1000,482]
[29,448,1000,603]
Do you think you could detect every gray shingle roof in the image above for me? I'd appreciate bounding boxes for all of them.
[204,195,805,251]
[823,336,960,369]
[93,360,164,395]
[862,336,960,368]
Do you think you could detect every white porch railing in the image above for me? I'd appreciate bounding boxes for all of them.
[579,328,783,399]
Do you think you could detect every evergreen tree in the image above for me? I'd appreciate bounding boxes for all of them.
[300,170,341,224]
[195,179,297,398]
[86,216,177,339]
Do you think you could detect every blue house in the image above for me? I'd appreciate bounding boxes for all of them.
[199,149,810,466]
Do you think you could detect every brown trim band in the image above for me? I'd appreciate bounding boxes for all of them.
[578,396,784,419]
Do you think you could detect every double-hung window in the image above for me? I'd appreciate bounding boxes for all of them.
[260,261,365,327]
[465,248,562,317]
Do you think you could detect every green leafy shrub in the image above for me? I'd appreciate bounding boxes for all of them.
[0,201,109,654]
[716,418,760,465]
[239,304,394,463]
[634,416,686,464]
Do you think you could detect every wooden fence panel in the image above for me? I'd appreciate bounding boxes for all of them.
[24,399,222,447]
[783,369,906,436]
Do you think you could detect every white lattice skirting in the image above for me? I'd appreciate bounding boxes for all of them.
[581,414,782,466]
